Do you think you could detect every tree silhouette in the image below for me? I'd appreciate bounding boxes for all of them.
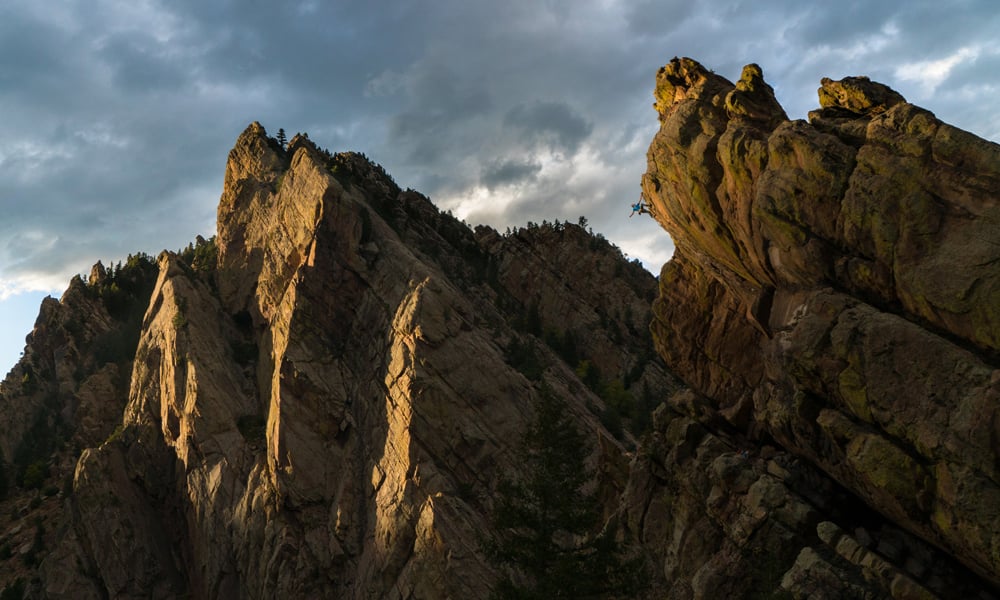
[276,128,287,149]
[0,453,8,499]
[485,387,642,599]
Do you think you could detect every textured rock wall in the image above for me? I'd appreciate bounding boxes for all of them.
[0,278,114,465]
[641,57,1000,596]
[3,123,677,598]
[0,255,162,597]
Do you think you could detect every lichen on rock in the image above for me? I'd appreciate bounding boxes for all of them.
[641,56,1000,595]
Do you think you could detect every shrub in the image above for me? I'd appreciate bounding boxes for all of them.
[485,387,644,598]
[105,424,125,445]
[230,340,257,367]
[237,415,267,444]
[21,460,48,490]
[360,207,373,244]
[172,296,188,330]
[0,579,25,600]
[191,236,218,273]
[574,360,601,391]
[505,337,544,381]
[599,379,635,420]
[92,324,142,365]
[631,382,657,437]
[600,405,624,440]
[524,301,542,336]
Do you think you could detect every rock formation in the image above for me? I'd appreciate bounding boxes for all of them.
[0,123,676,598]
[3,56,1000,599]
[636,56,1000,598]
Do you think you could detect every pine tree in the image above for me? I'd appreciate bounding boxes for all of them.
[0,453,8,500]
[486,388,642,599]
[524,301,543,336]
[276,128,287,149]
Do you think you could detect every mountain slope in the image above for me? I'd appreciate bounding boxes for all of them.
[0,123,677,598]
[4,56,999,598]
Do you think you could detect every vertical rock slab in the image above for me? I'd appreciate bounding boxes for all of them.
[47,120,675,599]
[643,57,1000,591]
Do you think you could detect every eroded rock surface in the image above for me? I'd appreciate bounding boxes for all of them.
[6,57,995,599]
[1,123,676,598]
[641,56,1000,596]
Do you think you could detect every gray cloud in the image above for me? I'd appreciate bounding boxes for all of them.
[503,101,593,155]
[480,158,543,190]
[387,62,494,165]
[623,0,697,36]
[2,0,1000,365]
[95,33,190,93]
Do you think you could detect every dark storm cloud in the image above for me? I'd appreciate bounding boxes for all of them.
[2,0,1000,369]
[0,14,72,94]
[503,101,593,155]
[387,63,494,165]
[623,0,697,36]
[95,33,190,93]
[1,0,999,298]
[480,158,543,190]
[771,1,900,47]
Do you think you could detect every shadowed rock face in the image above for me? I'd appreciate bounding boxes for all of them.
[0,123,677,598]
[5,57,998,599]
[640,56,1000,595]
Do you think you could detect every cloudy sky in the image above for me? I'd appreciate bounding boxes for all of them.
[2,0,999,373]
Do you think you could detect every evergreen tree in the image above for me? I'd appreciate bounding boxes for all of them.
[0,453,8,499]
[276,128,287,149]
[486,388,642,599]
[525,301,542,336]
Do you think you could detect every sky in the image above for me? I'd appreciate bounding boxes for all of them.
[2,0,999,375]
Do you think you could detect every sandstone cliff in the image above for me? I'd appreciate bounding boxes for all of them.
[4,57,999,599]
[634,57,1000,598]
[0,123,676,598]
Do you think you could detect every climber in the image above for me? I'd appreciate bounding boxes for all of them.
[629,200,653,218]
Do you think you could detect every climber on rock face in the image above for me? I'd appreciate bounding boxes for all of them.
[629,200,653,218]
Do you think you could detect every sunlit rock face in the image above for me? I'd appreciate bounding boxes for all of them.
[0,122,677,598]
[6,55,999,599]
[638,56,1000,596]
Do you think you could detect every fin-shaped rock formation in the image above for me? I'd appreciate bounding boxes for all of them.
[0,123,676,598]
[636,56,1000,598]
[2,56,1000,598]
